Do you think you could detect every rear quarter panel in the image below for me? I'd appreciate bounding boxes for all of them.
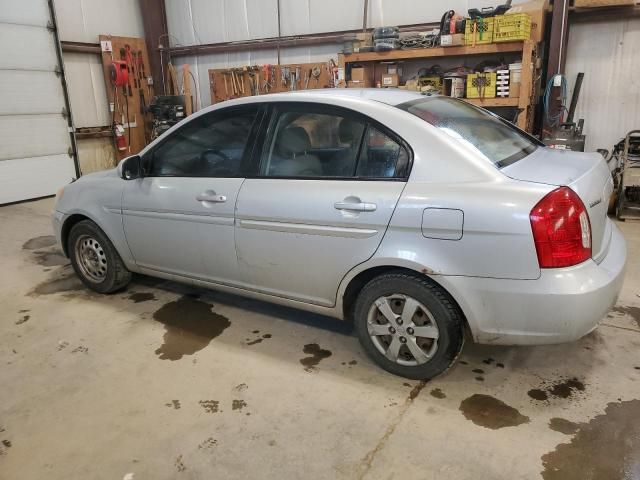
[376,179,552,280]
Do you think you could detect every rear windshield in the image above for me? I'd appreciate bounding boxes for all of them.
[397,96,541,168]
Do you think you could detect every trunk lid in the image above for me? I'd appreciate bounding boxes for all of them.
[502,147,614,262]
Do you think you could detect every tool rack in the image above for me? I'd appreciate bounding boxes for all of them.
[98,35,155,159]
[338,40,539,132]
[208,61,335,104]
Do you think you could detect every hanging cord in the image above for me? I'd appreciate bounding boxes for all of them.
[188,69,199,111]
[544,74,568,128]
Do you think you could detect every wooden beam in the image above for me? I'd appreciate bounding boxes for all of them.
[61,41,101,54]
[547,0,570,80]
[138,0,168,96]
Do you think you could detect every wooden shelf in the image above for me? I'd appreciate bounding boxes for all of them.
[463,97,520,107]
[341,42,524,63]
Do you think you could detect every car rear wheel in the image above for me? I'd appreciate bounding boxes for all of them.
[354,272,464,380]
[68,220,131,293]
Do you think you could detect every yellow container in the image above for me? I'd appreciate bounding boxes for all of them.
[464,17,494,45]
[466,72,497,98]
[493,13,532,42]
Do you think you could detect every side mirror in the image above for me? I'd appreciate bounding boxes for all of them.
[118,155,141,180]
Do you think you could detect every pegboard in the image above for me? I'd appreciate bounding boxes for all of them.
[98,35,155,160]
[208,62,335,104]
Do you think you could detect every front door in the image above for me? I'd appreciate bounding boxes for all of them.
[235,104,410,306]
[122,106,261,283]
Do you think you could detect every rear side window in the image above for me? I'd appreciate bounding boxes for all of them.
[397,96,540,168]
[260,104,411,180]
[356,126,410,178]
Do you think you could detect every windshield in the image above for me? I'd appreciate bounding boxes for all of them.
[397,96,541,168]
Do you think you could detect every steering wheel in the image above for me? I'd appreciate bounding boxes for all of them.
[199,149,234,176]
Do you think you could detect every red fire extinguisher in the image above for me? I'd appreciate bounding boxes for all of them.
[113,123,127,151]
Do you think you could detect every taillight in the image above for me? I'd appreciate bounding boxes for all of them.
[530,187,591,268]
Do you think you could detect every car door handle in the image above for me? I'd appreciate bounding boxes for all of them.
[196,193,227,203]
[334,201,377,212]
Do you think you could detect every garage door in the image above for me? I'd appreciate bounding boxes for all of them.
[0,0,78,204]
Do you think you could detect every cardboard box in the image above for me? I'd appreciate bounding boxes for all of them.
[440,34,465,47]
[347,79,373,88]
[351,67,367,82]
[381,73,399,87]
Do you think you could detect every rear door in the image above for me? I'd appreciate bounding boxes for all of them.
[234,103,410,306]
[122,105,262,282]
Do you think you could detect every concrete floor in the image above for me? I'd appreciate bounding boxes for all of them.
[1,197,639,480]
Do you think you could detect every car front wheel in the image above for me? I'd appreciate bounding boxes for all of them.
[354,272,464,380]
[68,220,131,293]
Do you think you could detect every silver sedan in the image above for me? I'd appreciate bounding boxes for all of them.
[52,89,626,379]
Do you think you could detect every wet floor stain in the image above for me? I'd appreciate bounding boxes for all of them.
[300,343,332,370]
[175,455,186,472]
[165,400,181,409]
[22,235,56,250]
[30,267,85,296]
[32,250,68,267]
[475,376,485,382]
[528,389,549,401]
[549,417,579,435]
[496,363,505,368]
[71,346,88,354]
[198,437,217,450]
[482,358,495,365]
[529,378,586,401]
[57,341,69,351]
[153,296,230,361]
[246,333,272,346]
[234,383,248,392]
[0,439,11,456]
[199,400,220,414]
[541,400,640,479]
[232,399,247,411]
[15,314,30,325]
[128,292,156,303]
[459,394,530,429]
[611,305,640,328]
[459,360,469,365]
[430,388,446,399]
[472,368,485,374]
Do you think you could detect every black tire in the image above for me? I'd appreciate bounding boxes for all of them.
[68,220,131,293]
[353,271,464,380]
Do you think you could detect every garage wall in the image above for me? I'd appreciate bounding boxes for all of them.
[565,17,640,152]
[165,0,530,108]
[0,0,77,203]
[54,0,145,174]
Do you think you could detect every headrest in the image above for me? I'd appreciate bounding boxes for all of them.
[276,126,311,156]
[339,118,363,144]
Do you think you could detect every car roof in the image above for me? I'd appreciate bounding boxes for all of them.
[212,88,427,109]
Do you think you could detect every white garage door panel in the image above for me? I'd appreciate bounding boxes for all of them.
[0,115,69,161]
[0,23,58,71]
[0,70,64,115]
[0,154,75,204]
[0,0,49,26]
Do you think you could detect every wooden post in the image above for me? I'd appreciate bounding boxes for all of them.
[183,64,193,115]
[517,40,535,131]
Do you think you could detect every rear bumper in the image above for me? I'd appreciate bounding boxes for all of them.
[443,222,627,345]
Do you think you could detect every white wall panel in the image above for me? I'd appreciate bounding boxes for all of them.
[0,24,59,70]
[63,52,111,127]
[0,0,49,26]
[565,18,640,151]
[0,71,65,115]
[54,0,144,42]
[0,115,70,161]
[0,155,76,204]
